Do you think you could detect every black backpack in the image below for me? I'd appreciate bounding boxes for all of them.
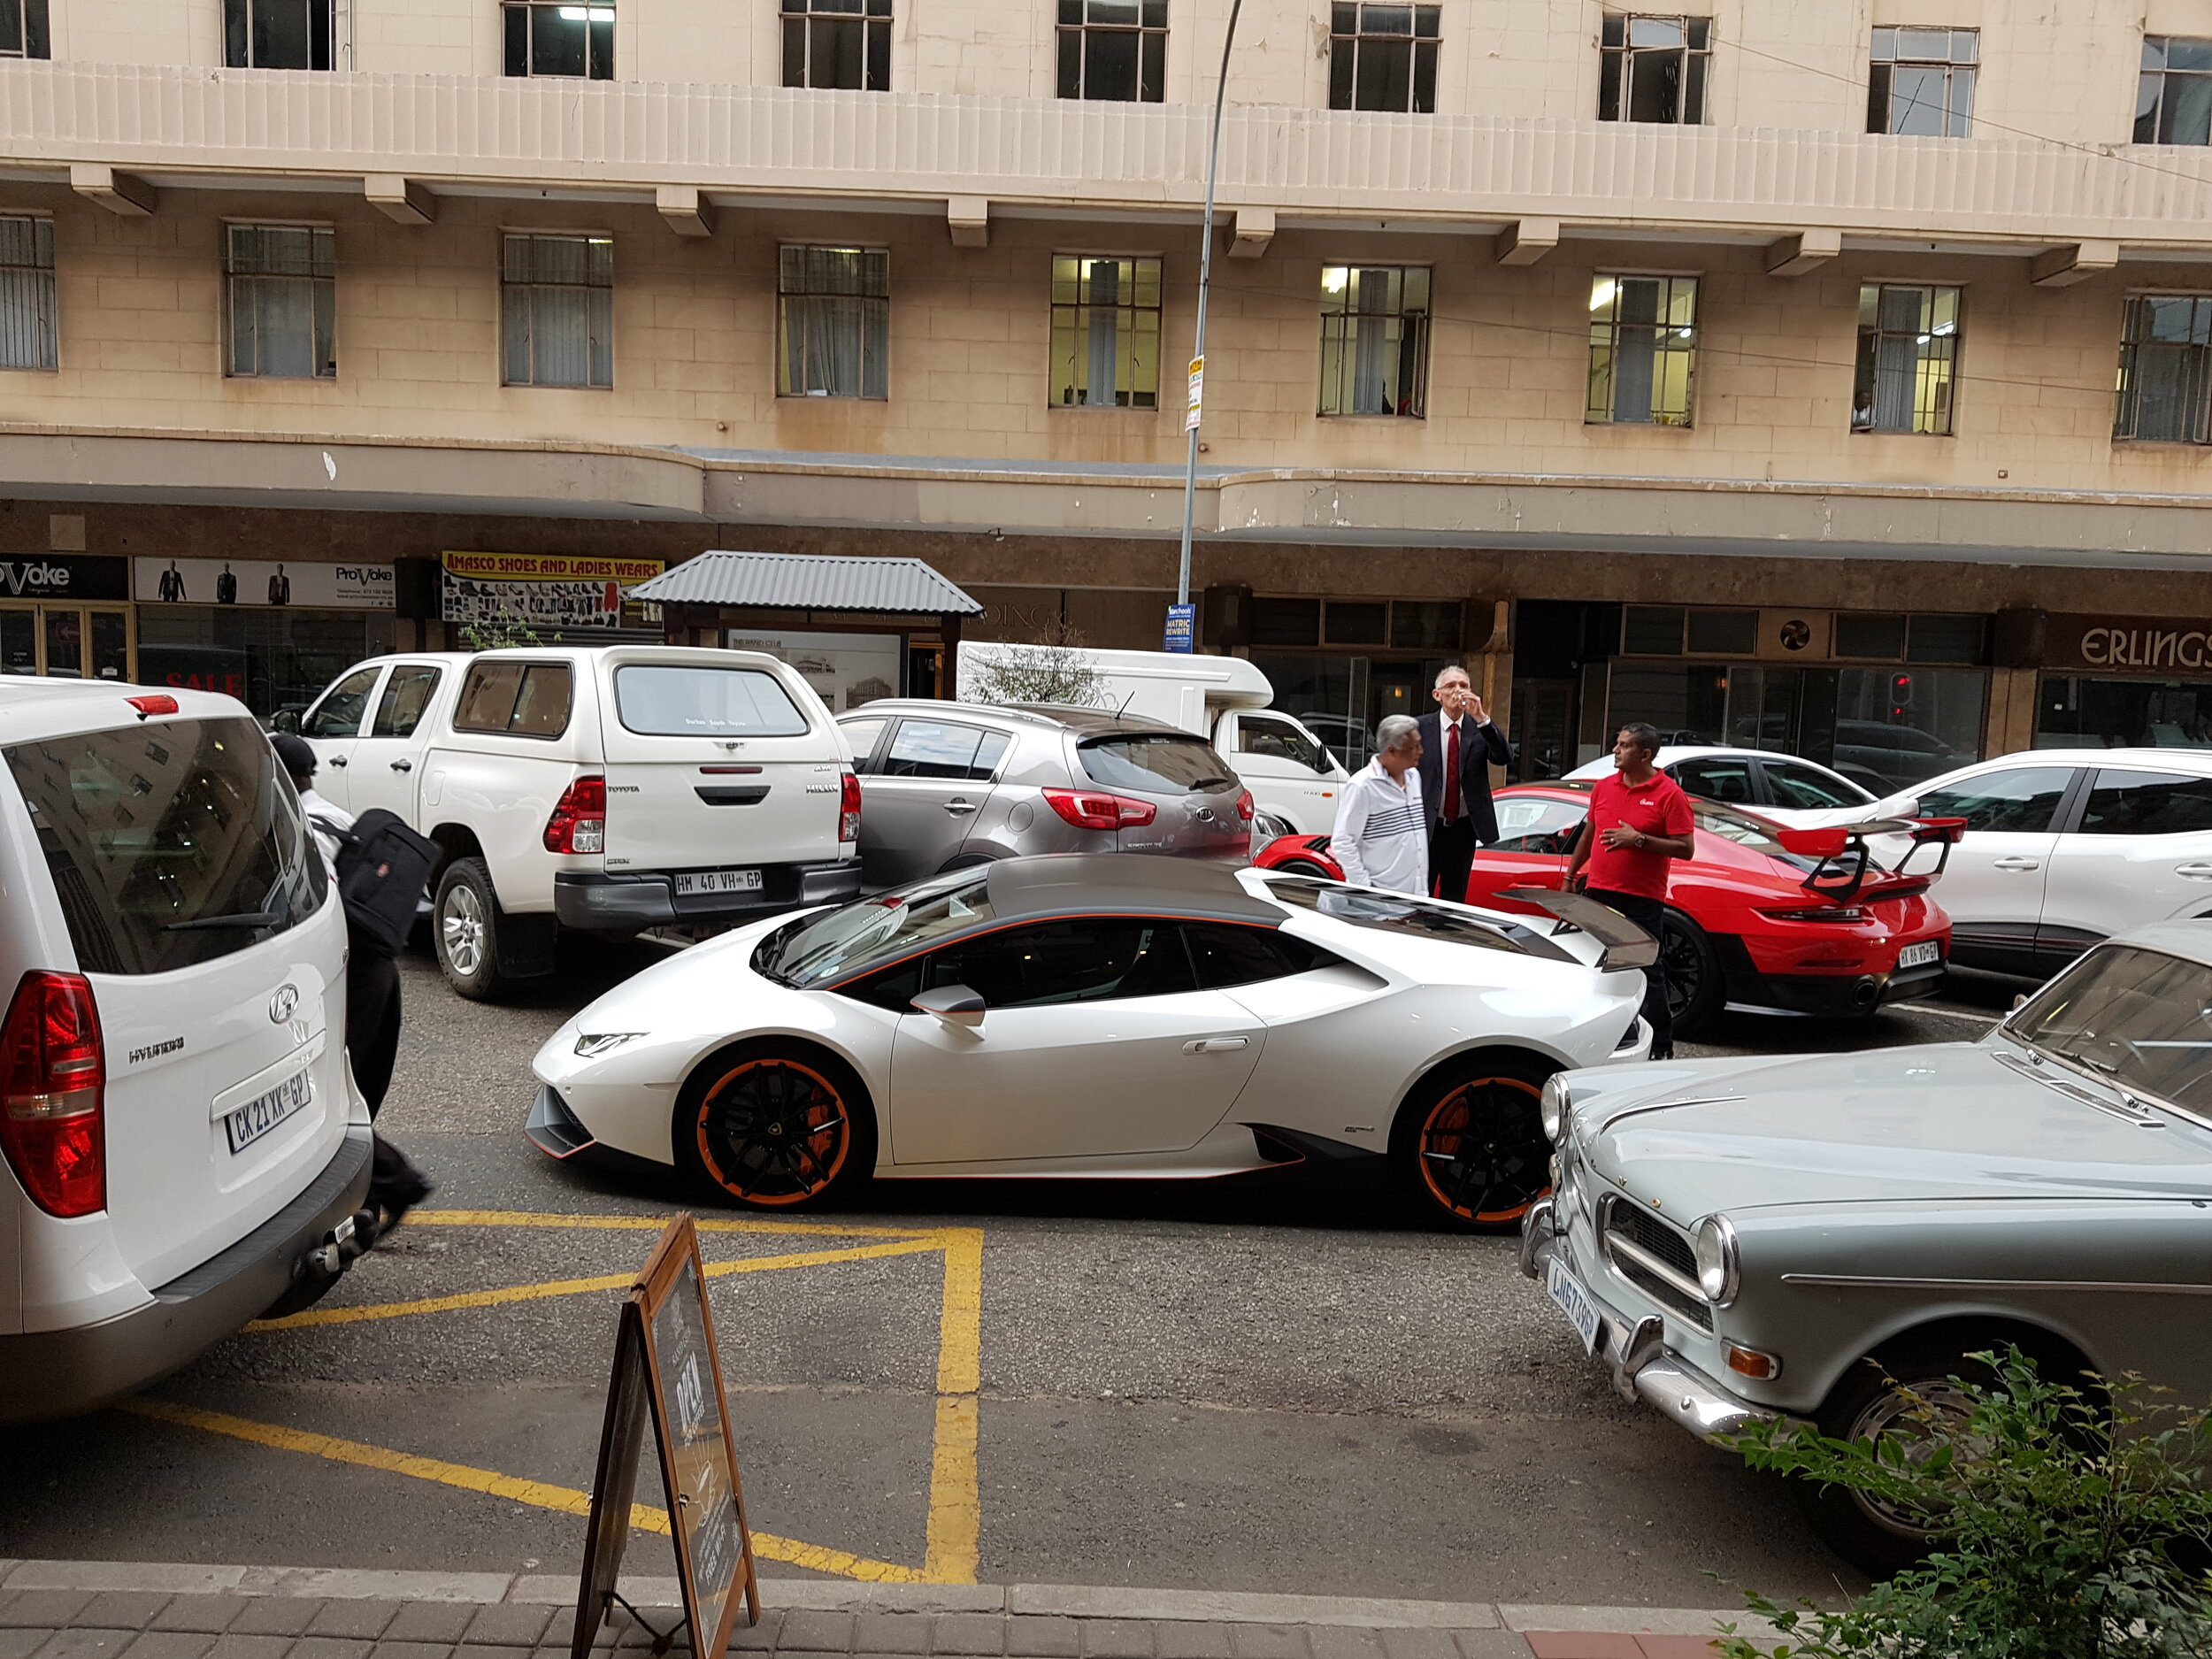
[315,809,441,958]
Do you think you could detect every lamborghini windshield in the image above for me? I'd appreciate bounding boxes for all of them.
[756,868,995,987]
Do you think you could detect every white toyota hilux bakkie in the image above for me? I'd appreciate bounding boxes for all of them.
[0,680,373,1422]
[295,645,861,999]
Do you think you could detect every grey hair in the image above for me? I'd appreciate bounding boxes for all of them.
[1377,714,1421,754]
[1433,664,1471,688]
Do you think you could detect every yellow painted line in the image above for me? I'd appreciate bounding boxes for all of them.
[121,1398,926,1584]
[923,1227,984,1584]
[410,1209,943,1241]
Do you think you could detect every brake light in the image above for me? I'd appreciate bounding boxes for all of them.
[1761,904,1867,922]
[126,695,179,719]
[1041,787,1158,832]
[0,972,105,1217]
[840,772,862,844]
[1234,788,1255,821]
[544,775,607,854]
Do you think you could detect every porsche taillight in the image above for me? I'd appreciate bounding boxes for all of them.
[1041,787,1158,832]
[544,775,607,854]
[840,772,862,844]
[0,971,106,1218]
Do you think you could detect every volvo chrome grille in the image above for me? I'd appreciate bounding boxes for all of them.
[1601,1195,1712,1332]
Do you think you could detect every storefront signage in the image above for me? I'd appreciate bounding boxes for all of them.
[1,554,127,602]
[724,629,902,711]
[135,557,393,611]
[442,551,664,632]
[2041,612,2212,675]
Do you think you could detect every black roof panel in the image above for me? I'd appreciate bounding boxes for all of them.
[983,855,1282,926]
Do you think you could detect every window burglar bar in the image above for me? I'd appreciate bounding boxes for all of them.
[0,216,56,371]
[783,0,890,90]
[1854,284,1960,435]
[0,0,50,58]
[1330,4,1440,114]
[2116,295,2212,443]
[1599,15,1709,124]
[2138,37,2212,145]
[502,234,612,388]
[1318,265,1430,419]
[1051,256,1162,409]
[223,0,332,67]
[778,246,889,399]
[227,225,335,380]
[503,1,613,78]
[1058,0,1165,103]
[1587,274,1697,426]
[1869,27,1978,136]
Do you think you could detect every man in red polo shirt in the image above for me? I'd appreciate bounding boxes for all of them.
[1566,721,1696,1058]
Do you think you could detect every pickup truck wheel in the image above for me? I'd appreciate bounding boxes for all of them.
[676,1041,876,1212]
[434,857,508,1001]
[1390,1054,1555,1233]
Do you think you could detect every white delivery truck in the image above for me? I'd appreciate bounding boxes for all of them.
[956,642,1352,834]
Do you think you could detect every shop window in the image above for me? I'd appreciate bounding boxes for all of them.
[137,608,393,720]
[1050,256,1162,409]
[1330,4,1440,114]
[783,0,890,90]
[1057,0,1165,103]
[778,245,888,400]
[1251,597,1321,647]
[1318,265,1430,418]
[1834,611,1907,661]
[2116,295,2212,443]
[0,216,56,372]
[1868,27,1976,136]
[1587,274,1697,427]
[0,0,49,58]
[502,234,612,389]
[1389,600,1461,652]
[1599,15,1709,125]
[1906,612,1985,664]
[1622,605,1685,656]
[224,0,332,67]
[503,2,613,78]
[2039,676,2212,749]
[1854,284,1960,435]
[2077,768,2212,834]
[1685,609,1756,656]
[227,225,335,380]
[2137,37,2212,145]
[1325,601,1387,646]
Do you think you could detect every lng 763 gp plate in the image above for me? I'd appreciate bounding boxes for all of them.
[1546,1257,1605,1356]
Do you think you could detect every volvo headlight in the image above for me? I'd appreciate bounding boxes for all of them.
[1694,1214,1740,1306]
[1540,1073,1572,1142]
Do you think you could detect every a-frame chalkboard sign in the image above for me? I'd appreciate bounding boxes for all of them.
[572,1214,760,1659]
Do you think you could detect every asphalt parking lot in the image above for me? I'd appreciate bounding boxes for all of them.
[0,939,2015,1611]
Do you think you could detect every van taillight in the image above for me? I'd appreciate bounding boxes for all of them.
[0,971,106,1218]
[544,775,607,855]
[840,772,862,844]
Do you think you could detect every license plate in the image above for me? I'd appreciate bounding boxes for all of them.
[675,868,763,897]
[225,1067,313,1155]
[1546,1257,1604,1356]
[1898,941,1941,970]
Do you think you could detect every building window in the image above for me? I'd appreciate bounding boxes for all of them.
[503,2,613,78]
[1318,265,1429,418]
[2116,295,2212,442]
[1057,0,1165,104]
[0,216,57,372]
[1599,15,1709,125]
[1586,274,1696,426]
[778,245,888,399]
[0,0,50,58]
[225,226,335,380]
[1330,4,1439,114]
[2138,38,2212,145]
[1868,27,1977,136]
[1852,284,1959,435]
[502,234,612,388]
[1050,256,1161,409]
[784,0,889,89]
[223,0,332,66]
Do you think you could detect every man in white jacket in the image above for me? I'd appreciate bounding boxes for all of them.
[1329,715,1428,894]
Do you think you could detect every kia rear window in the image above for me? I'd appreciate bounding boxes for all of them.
[1079,733,1237,795]
[613,665,810,738]
[454,661,573,738]
[5,718,327,975]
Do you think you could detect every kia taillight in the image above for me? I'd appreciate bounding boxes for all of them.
[1234,788,1255,821]
[0,971,106,1218]
[544,775,607,854]
[1041,787,1158,832]
[840,772,862,844]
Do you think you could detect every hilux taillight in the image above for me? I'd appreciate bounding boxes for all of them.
[544,775,607,854]
[0,971,106,1218]
[840,772,862,844]
[1041,787,1158,832]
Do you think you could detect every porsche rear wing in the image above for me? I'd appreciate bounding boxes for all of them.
[1497,887,1661,972]
[1773,816,1969,905]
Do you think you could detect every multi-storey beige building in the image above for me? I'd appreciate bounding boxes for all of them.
[4,0,2212,784]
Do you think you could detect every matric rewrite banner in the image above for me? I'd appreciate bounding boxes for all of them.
[440,551,664,631]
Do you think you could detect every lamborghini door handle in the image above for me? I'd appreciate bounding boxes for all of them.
[1183,1037,1249,1054]
[1992,856,2041,872]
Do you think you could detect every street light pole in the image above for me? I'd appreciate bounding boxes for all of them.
[1174,0,1245,611]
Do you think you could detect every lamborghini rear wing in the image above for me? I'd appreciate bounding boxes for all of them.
[1497,887,1661,972]
[1773,817,1968,905]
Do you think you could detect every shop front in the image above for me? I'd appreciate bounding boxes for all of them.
[1,555,133,681]
[2012,610,2212,752]
[433,550,664,641]
[133,556,395,716]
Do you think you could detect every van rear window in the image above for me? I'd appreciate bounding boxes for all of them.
[613,665,810,738]
[454,661,572,738]
[5,718,327,975]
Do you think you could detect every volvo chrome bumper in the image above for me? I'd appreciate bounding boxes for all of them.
[1518,1195,1784,1442]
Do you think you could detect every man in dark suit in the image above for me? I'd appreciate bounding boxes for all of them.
[1417,664,1514,903]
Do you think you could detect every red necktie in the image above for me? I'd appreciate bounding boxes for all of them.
[1444,719,1462,822]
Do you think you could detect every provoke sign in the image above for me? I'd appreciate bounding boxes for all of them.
[2046,612,2212,674]
[0,555,128,601]
[134,557,393,610]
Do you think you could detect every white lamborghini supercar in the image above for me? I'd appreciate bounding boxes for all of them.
[527,856,1655,1230]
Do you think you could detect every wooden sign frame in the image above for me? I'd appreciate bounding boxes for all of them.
[573,1215,760,1659]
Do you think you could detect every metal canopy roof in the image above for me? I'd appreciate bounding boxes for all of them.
[628,550,982,615]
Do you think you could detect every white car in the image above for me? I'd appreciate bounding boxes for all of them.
[1,680,372,1421]
[528,855,1655,1230]
[1563,746,1875,825]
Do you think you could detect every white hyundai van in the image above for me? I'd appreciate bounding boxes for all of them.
[0,680,371,1421]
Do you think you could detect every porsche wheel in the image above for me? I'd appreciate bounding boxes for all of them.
[676,1043,875,1211]
[1276,858,1334,878]
[1658,910,1724,1038]
[1392,1054,1555,1233]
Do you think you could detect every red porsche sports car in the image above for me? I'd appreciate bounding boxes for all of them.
[1255,781,1957,1038]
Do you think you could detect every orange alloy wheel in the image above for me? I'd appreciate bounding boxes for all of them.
[693,1056,852,1207]
[1417,1075,1551,1225]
